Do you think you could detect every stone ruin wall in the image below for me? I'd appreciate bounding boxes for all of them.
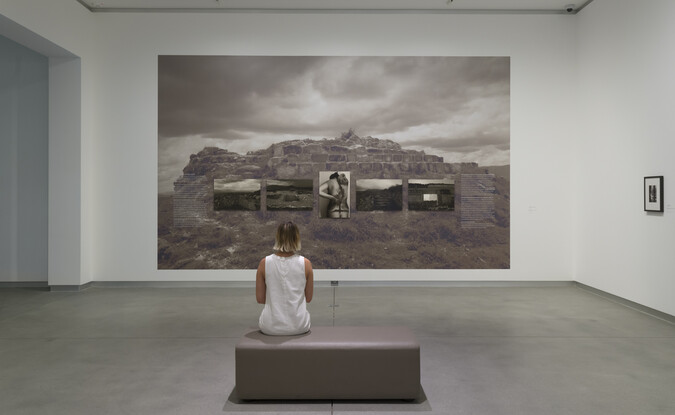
[172,136,481,221]
[177,138,476,187]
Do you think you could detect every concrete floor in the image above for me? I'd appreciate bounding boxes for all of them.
[0,285,674,415]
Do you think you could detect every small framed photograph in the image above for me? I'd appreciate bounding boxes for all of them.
[214,179,261,211]
[318,171,350,219]
[644,176,664,212]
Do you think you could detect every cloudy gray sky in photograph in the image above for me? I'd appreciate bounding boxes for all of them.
[267,179,313,188]
[213,179,260,193]
[159,56,509,193]
[356,179,403,191]
[409,178,455,185]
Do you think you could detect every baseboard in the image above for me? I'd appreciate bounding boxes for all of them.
[88,280,339,288]
[49,282,93,292]
[332,280,574,288]
[90,281,257,288]
[574,282,675,325]
[44,280,574,290]
[0,281,49,289]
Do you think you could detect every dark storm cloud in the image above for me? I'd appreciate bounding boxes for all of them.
[353,57,508,133]
[158,56,509,141]
[159,56,327,139]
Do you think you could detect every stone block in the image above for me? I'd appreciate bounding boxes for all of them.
[382,164,398,177]
[277,165,298,177]
[326,163,348,171]
[303,144,324,154]
[284,145,303,155]
[329,154,346,162]
[267,157,284,167]
[236,165,262,175]
[311,153,329,163]
[298,163,316,176]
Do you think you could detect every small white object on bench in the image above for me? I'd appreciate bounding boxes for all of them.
[235,326,421,400]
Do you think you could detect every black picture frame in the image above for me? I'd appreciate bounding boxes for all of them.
[644,176,664,212]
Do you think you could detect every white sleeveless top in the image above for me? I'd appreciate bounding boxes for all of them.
[258,253,311,335]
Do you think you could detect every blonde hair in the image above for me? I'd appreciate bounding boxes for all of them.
[273,221,301,252]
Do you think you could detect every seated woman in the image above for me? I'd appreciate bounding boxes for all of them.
[256,221,314,335]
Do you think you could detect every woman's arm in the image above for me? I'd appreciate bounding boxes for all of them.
[319,181,337,201]
[304,258,314,303]
[255,258,266,304]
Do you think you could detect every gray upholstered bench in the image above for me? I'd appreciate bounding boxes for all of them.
[235,326,420,400]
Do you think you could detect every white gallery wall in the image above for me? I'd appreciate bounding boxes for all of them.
[91,11,578,282]
[3,0,576,284]
[576,0,675,316]
[0,35,48,283]
[1,2,578,283]
[0,0,97,287]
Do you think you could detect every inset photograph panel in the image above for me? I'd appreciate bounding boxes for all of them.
[319,171,350,218]
[213,179,261,211]
[266,179,313,211]
[356,179,403,211]
[408,178,455,211]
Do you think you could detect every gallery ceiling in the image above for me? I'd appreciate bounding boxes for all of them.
[75,0,595,14]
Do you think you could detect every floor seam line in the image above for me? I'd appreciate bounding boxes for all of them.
[415,335,675,339]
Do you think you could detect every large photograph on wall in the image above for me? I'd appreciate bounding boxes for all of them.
[158,56,510,269]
